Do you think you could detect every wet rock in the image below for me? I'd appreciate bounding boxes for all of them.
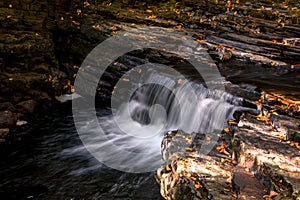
[16,100,37,114]
[233,115,300,199]
[0,102,16,112]
[27,90,52,101]
[0,111,17,128]
[217,48,233,62]
[288,130,300,143]
[157,130,235,200]
[233,166,265,199]
[0,128,10,140]
[157,113,300,200]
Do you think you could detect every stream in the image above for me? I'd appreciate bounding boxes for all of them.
[0,50,299,199]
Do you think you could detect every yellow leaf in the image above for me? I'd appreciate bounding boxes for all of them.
[166,164,171,171]
[186,173,191,177]
[221,158,231,163]
[291,65,295,69]
[226,175,233,183]
[146,9,153,13]
[205,165,211,169]
[186,147,193,151]
[195,183,203,188]
[148,15,157,19]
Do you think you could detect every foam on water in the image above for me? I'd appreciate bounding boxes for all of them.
[79,67,248,172]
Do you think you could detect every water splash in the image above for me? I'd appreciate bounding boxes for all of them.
[88,67,247,172]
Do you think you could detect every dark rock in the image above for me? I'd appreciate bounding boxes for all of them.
[0,128,10,139]
[27,90,52,101]
[0,111,17,128]
[0,102,16,112]
[288,129,300,143]
[11,94,32,103]
[16,99,37,114]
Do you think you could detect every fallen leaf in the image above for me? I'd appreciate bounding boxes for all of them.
[269,190,278,198]
[195,183,202,188]
[148,15,157,19]
[228,120,238,125]
[223,128,230,133]
[290,65,295,70]
[178,79,184,85]
[165,164,171,171]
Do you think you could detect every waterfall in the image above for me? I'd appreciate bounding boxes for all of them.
[87,65,248,173]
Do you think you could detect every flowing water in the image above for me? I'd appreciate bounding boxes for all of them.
[0,55,299,199]
[89,64,248,173]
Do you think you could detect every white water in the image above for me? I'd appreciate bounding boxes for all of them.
[89,68,248,172]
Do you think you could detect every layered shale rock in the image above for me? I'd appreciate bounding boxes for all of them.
[156,112,300,199]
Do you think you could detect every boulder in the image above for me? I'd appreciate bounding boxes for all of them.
[0,111,17,128]
[0,102,16,112]
[16,99,37,114]
[0,128,10,141]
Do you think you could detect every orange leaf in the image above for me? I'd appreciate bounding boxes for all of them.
[223,128,230,133]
